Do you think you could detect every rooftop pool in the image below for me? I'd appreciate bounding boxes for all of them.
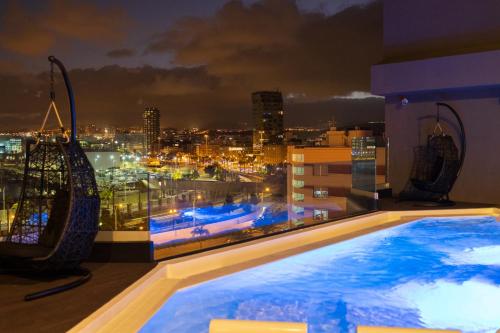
[140,216,500,333]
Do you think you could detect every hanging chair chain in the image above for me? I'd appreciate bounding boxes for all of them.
[433,103,444,136]
[36,63,69,142]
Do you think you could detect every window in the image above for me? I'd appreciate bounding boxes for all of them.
[313,209,328,221]
[313,164,328,176]
[292,192,305,202]
[292,166,304,175]
[292,153,304,162]
[328,164,352,174]
[313,187,328,198]
[292,179,304,188]
[292,205,304,214]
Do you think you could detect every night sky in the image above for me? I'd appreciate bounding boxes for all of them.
[0,0,383,130]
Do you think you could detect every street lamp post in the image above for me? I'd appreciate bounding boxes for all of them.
[110,155,116,182]
[192,192,196,228]
[146,173,151,230]
[262,186,270,203]
[111,186,116,230]
[94,154,100,172]
[204,134,209,157]
[114,204,119,230]
[1,186,5,231]
[192,179,197,227]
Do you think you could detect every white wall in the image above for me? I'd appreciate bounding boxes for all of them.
[386,96,500,205]
[374,1,500,205]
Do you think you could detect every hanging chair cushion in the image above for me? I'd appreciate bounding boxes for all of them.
[39,190,70,248]
[0,242,52,259]
[408,135,459,191]
[410,145,444,184]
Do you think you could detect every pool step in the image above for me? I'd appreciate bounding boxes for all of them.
[209,319,307,333]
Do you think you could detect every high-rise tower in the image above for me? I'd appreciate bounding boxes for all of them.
[251,91,284,153]
[143,107,160,155]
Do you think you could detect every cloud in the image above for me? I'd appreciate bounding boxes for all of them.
[106,48,136,58]
[146,0,383,98]
[0,65,383,130]
[0,0,384,130]
[146,66,219,95]
[0,59,25,75]
[0,3,55,56]
[0,0,128,56]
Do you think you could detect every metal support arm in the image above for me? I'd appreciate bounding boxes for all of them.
[48,56,76,142]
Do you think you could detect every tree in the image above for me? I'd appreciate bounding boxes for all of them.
[249,193,260,205]
[225,193,234,205]
[191,226,209,237]
[204,164,217,178]
[186,169,199,180]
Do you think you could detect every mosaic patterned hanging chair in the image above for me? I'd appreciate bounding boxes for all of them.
[399,102,466,204]
[0,56,100,300]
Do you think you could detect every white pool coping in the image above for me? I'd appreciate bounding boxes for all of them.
[70,207,500,333]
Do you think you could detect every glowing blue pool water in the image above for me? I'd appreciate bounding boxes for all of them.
[141,216,500,333]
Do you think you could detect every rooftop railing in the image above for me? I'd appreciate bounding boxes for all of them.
[0,136,382,259]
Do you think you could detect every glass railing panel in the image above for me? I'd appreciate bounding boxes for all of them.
[151,176,289,258]
[349,136,378,214]
[96,167,150,231]
[152,142,380,259]
[2,137,381,255]
[0,159,24,237]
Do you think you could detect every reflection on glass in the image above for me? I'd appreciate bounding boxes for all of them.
[0,129,385,260]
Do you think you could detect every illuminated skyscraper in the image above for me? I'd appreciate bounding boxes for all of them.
[143,107,160,154]
[252,91,285,153]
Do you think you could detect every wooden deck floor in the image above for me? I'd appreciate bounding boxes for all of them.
[0,262,156,333]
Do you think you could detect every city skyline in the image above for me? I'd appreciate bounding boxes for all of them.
[0,0,383,130]
[2,2,500,332]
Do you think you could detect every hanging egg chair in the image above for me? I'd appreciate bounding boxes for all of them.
[399,102,466,205]
[0,56,100,300]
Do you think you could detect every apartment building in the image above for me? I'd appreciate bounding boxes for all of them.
[287,130,385,225]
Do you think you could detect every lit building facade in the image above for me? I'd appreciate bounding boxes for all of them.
[287,135,386,226]
[323,127,374,147]
[143,107,160,155]
[0,137,23,155]
[262,144,287,165]
[252,91,285,154]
